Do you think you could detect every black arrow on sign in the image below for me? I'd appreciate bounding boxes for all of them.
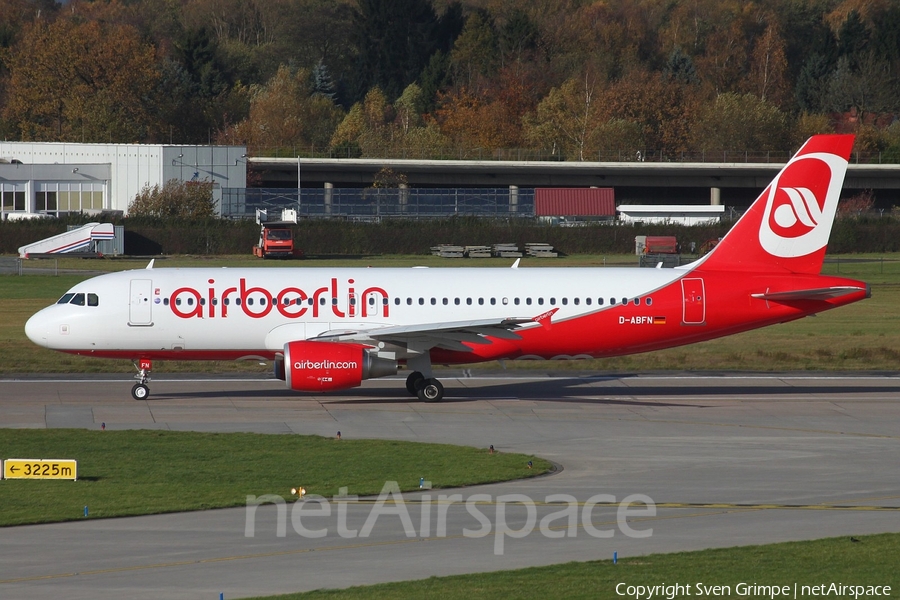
[9,465,19,473]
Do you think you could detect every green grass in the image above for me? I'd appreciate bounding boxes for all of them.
[247,533,900,599]
[3,254,900,373]
[0,429,551,526]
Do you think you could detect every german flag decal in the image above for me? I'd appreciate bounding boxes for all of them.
[653,316,667,325]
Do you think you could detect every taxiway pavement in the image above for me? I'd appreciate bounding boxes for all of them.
[1,373,899,599]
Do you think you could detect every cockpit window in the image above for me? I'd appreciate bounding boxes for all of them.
[57,293,75,305]
[70,293,85,306]
[88,293,99,307]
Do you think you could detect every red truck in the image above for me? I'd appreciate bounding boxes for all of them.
[253,209,300,259]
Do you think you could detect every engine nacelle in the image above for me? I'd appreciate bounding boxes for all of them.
[282,341,397,392]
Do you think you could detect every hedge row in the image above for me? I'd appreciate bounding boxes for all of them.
[2,215,899,256]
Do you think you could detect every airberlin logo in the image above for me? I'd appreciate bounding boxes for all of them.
[758,151,848,258]
[168,278,389,320]
[294,360,358,370]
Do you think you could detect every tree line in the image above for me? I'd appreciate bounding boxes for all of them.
[3,0,900,161]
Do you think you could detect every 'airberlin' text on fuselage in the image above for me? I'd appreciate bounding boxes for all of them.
[168,278,389,320]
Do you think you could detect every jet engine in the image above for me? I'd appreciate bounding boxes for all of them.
[278,341,397,392]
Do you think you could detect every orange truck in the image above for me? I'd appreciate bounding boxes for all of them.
[253,208,300,259]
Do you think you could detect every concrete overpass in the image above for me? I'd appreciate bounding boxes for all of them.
[250,157,900,207]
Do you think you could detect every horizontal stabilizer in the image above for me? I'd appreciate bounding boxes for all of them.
[751,285,869,302]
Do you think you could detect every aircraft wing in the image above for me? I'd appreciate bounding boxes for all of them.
[312,317,534,352]
[751,285,869,302]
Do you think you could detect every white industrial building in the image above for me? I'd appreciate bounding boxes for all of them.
[0,142,247,219]
[617,204,725,226]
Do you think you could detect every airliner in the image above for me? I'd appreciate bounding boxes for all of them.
[25,135,869,402]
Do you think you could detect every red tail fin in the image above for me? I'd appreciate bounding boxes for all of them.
[695,134,854,274]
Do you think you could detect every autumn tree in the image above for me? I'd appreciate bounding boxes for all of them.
[228,65,343,150]
[2,18,160,141]
[747,22,789,108]
[449,11,497,93]
[524,75,601,161]
[330,85,449,158]
[129,179,216,218]
[692,92,789,153]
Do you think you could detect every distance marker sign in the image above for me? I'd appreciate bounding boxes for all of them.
[3,459,77,480]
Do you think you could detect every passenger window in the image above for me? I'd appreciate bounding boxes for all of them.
[550,298,556,306]
[88,293,99,307]
[407,298,412,305]
[526,298,532,305]
[455,298,460,305]
[200,298,206,306]
[610,298,616,305]
[369,297,375,306]
[622,298,627,305]
[383,298,389,305]
[319,297,326,305]
[394,298,400,305]
[574,298,580,305]
[635,298,641,305]
[57,293,75,305]
[562,298,568,305]
[478,298,484,305]
[514,298,520,305]
[490,298,496,305]
[502,298,508,305]
[538,298,544,305]
[212,298,218,306]
[646,298,653,306]
[187,297,194,306]
[419,298,424,305]
[442,298,448,305]
[236,298,242,306]
[598,298,604,305]
[246,298,252,306]
[467,298,472,305]
[175,298,182,306]
[431,298,436,305]
[223,298,230,305]
[585,298,591,305]
[164,298,169,306]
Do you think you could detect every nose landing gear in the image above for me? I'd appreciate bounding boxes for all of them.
[131,358,152,400]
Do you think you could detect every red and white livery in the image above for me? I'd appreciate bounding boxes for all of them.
[26,135,870,401]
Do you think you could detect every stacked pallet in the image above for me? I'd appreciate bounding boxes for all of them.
[431,244,465,258]
[525,243,558,258]
[465,245,492,258]
[492,243,523,258]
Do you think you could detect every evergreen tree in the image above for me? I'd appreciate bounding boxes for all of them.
[349,0,440,102]
[665,47,698,84]
[837,10,870,67]
[312,59,337,102]
[794,54,831,113]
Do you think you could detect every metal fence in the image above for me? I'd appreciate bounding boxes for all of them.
[250,145,900,164]
[220,187,536,220]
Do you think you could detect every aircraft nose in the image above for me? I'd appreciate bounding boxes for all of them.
[25,310,50,348]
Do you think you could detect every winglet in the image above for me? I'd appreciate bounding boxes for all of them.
[511,258,520,269]
[532,307,559,329]
[146,259,155,270]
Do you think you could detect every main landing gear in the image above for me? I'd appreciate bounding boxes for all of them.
[405,371,445,402]
[131,358,152,400]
